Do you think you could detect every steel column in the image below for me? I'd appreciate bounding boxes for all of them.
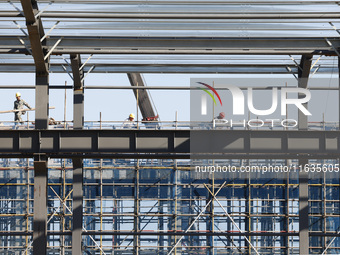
[298,55,313,130]
[35,75,49,129]
[127,73,156,119]
[72,158,83,255]
[299,167,309,255]
[72,89,84,127]
[71,54,84,254]
[20,0,50,129]
[19,1,48,74]
[298,54,312,255]
[20,2,50,254]
[71,54,84,129]
[33,157,48,255]
[339,57,340,125]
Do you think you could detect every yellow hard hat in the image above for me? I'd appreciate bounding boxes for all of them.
[129,113,135,118]
[15,92,21,97]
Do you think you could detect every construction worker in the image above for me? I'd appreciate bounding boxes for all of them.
[213,112,227,129]
[215,112,226,120]
[14,92,31,124]
[123,113,136,128]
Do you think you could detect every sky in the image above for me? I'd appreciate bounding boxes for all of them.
[0,72,190,123]
[0,72,338,125]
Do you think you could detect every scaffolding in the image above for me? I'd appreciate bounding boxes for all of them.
[0,157,339,254]
[1,0,340,254]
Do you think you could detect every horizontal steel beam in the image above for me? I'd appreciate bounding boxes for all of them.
[0,130,339,158]
[3,0,340,5]
[3,12,340,19]
[0,63,335,74]
[0,65,304,74]
[0,130,189,155]
[0,36,339,55]
[0,85,339,90]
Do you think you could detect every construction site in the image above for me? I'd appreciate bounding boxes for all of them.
[0,1,340,254]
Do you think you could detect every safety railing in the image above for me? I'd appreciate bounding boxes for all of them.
[0,120,338,131]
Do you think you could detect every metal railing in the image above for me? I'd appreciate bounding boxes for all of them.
[0,119,338,131]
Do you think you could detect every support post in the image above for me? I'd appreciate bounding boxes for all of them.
[299,166,309,255]
[298,54,312,255]
[71,54,84,129]
[71,54,84,254]
[72,158,83,255]
[298,55,312,131]
[339,57,340,126]
[19,2,50,253]
[33,157,48,255]
[35,75,49,129]
[20,0,50,129]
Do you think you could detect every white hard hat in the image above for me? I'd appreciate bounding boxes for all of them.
[129,113,135,118]
[16,92,21,97]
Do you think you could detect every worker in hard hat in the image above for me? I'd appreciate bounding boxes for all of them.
[213,112,227,129]
[14,92,31,124]
[122,113,136,128]
[215,112,225,120]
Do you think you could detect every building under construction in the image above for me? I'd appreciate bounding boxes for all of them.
[0,1,340,254]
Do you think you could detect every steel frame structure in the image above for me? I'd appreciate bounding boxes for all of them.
[0,0,340,254]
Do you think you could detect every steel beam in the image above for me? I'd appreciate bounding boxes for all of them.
[71,54,84,129]
[0,64,310,74]
[35,75,49,129]
[5,0,340,4]
[0,129,338,155]
[72,158,83,255]
[33,157,48,255]
[20,0,50,129]
[5,11,340,19]
[298,54,312,254]
[1,85,340,90]
[299,167,309,254]
[19,1,48,75]
[1,36,340,55]
[20,2,50,254]
[70,54,84,91]
[44,36,340,55]
[127,73,156,119]
[70,54,84,254]
[0,130,338,159]
[298,55,313,130]
[0,61,338,74]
